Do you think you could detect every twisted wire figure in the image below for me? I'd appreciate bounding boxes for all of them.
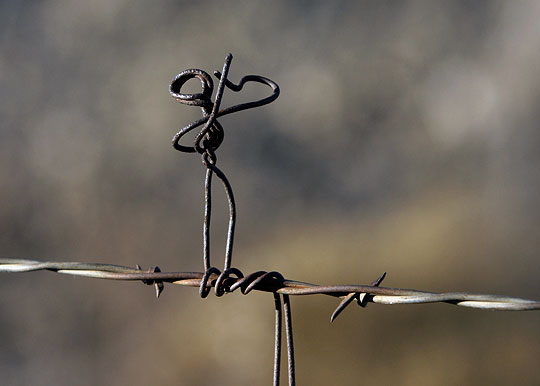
[170,54,293,385]
[169,53,279,298]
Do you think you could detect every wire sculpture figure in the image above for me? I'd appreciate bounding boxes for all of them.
[169,53,279,280]
[169,53,293,384]
[2,53,540,385]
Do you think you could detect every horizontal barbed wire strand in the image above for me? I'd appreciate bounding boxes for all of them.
[2,258,539,312]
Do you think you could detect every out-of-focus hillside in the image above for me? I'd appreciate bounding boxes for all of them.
[1,1,540,385]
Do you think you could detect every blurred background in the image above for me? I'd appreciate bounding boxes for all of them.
[1,1,540,385]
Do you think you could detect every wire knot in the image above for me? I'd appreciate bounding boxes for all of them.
[231,270,285,295]
[136,265,164,298]
[199,267,243,298]
[198,267,286,298]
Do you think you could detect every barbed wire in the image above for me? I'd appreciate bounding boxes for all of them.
[2,258,539,313]
[2,256,540,385]
[3,54,540,386]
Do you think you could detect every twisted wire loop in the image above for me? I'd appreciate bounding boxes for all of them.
[195,265,296,384]
[169,53,280,288]
[229,270,295,386]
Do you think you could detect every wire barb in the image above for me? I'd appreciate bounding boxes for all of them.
[136,265,164,298]
[331,271,386,322]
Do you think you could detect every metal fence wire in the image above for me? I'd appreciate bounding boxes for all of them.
[2,54,540,386]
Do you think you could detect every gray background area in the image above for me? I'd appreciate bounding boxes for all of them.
[1,1,540,385]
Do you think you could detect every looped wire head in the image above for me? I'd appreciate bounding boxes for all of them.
[170,69,214,109]
[169,54,280,155]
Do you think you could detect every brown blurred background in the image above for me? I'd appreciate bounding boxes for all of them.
[1,1,540,385]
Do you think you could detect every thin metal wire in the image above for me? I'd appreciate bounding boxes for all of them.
[171,54,290,384]
[203,168,212,272]
[273,293,282,386]
[170,55,289,383]
[283,294,295,386]
[4,257,540,385]
[2,258,540,312]
[169,53,279,279]
[331,272,386,322]
[204,161,236,271]
[199,54,235,274]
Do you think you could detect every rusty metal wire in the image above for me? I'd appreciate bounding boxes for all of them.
[2,54,540,385]
[168,54,295,384]
[169,53,279,282]
[2,258,540,386]
[2,258,540,312]
[2,255,540,386]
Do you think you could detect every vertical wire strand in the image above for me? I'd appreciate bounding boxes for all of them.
[203,168,213,272]
[210,53,232,117]
[195,54,232,271]
[283,294,295,386]
[199,53,236,272]
[194,54,232,154]
[208,164,236,271]
[209,53,236,272]
[273,293,282,386]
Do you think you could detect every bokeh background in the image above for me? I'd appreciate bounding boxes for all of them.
[1,1,540,385]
